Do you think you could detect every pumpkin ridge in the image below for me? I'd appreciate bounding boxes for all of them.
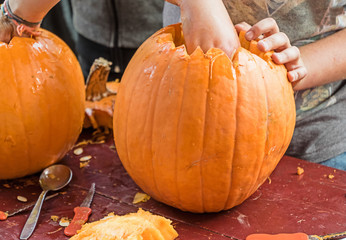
[120,39,156,175]
[247,52,270,198]
[262,59,287,187]
[175,54,196,210]
[227,51,244,208]
[114,73,131,175]
[150,51,178,203]
[34,36,65,164]
[201,52,231,212]
[0,42,29,178]
[174,56,189,210]
[244,52,268,203]
[175,48,208,212]
[41,30,85,160]
[247,53,271,196]
[265,60,290,159]
[260,62,271,194]
[279,68,294,156]
[133,36,177,202]
[40,41,53,164]
[223,51,239,210]
[29,37,54,165]
[12,44,32,176]
[259,60,274,194]
[285,70,295,149]
[226,48,268,208]
[197,53,216,213]
[149,44,188,208]
[126,63,145,177]
[56,40,74,161]
[118,81,131,171]
[115,36,162,193]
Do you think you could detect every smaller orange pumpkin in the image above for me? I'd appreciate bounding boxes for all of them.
[0,29,85,179]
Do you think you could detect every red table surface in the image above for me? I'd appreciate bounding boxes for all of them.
[0,130,345,240]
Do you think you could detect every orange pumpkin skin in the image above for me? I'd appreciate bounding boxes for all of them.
[113,24,296,213]
[0,29,85,179]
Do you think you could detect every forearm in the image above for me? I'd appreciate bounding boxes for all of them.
[165,0,239,56]
[294,28,346,90]
[8,0,60,23]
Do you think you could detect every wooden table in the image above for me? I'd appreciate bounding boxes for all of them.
[0,129,345,239]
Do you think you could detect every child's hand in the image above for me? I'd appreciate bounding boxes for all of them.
[178,0,240,57]
[235,18,307,83]
[0,13,15,43]
[0,2,42,44]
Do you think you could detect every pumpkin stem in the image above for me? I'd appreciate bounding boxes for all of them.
[85,57,117,101]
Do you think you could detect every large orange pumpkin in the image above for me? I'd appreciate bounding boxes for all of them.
[113,23,295,213]
[0,29,85,179]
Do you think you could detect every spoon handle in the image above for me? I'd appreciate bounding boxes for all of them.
[20,190,48,240]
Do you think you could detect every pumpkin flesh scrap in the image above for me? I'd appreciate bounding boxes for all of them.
[114,24,295,213]
[70,209,178,240]
[84,57,119,129]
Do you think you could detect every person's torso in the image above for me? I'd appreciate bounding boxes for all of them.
[71,0,164,48]
[222,0,346,44]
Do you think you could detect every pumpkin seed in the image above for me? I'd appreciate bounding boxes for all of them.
[59,217,70,227]
[73,147,83,155]
[80,155,92,162]
[17,196,28,202]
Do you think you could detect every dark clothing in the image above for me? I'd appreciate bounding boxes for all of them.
[75,33,136,80]
[71,0,164,80]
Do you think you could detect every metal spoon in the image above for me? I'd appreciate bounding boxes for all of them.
[20,164,73,240]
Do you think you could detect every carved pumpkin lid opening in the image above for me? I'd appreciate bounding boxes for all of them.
[166,23,185,49]
[154,24,266,62]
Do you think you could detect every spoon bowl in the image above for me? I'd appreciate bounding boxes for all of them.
[39,164,72,191]
[20,164,72,239]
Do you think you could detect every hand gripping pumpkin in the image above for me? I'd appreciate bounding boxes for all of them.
[0,30,85,179]
[113,23,296,213]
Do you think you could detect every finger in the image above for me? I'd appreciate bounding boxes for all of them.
[0,31,12,43]
[0,20,15,44]
[185,38,200,55]
[185,36,213,55]
[257,32,291,52]
[245,18,279,41]
[271,46,300,64]
[235,22,251,33]
[215,40,238,58]
[287,66,307,82]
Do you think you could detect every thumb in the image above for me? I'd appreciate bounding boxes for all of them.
[235,22,252,33]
